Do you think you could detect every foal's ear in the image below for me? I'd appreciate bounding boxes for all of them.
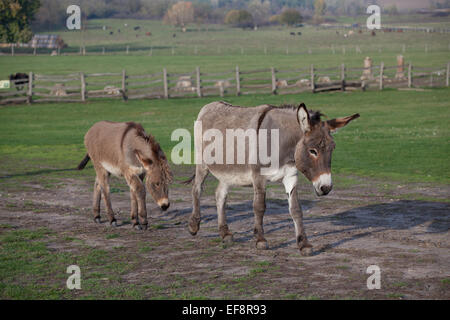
[296,103,311,133]
[327,113,360,133]
[135,150,152,168]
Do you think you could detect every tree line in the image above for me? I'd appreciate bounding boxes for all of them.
[1,0,387,43]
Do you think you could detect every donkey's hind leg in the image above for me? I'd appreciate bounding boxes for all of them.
[253,178,268,250]
[188,164,209,236]
[97,167,117,226]
[92,178,102,223]
[216,181,233,243]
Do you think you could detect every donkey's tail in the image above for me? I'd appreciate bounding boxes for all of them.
[77,154,90,170]
[181,173,195,185]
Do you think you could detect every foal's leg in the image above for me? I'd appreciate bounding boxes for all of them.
[287,186,312,256]
[253,178,268,249]
[129,191,138,227]
[126,174,147,230]
[92,177,102,223]
[216,181,232,242]
[188,164,209,236]
[97,168,117,226]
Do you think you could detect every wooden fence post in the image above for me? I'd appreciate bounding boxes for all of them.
[408,63,412,88]
[80,72,86,102]
[446,62,449,87]
[271,67,277,95]
[33,47,36,56]
[310,64,315,93]
[379,62,384,90]
[102,47,105,55]
[235,66,241,96]
[163,68,169,99]
[219,82,224,97]
[126,45,129,55]
[196,66,202,97]
[121,69,127,100]
[27,72,33,104]
[341,63,346,91]
[11,44,14,56]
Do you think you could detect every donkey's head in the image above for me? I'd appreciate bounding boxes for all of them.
[294,103,359,196]
[136,144,173,211]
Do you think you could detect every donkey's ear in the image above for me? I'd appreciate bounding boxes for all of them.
[135,150,152,167]
[296,103,311,133]
[327,113,360,133]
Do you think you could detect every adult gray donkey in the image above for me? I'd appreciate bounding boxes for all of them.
[186,101,359,255]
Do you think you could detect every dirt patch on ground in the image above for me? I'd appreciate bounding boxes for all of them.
[0,173,449,299]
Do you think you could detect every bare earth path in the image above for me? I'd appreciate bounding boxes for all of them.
[0,172,449,299]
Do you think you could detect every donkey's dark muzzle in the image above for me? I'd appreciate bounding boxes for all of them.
[320,185,332,195]
[160,203,170,211]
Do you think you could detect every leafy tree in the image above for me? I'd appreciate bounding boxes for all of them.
[279,8,302,26]
[0,0,40,43]
[313,0,326,24]
[224,9,253,28]
[164,1,194,29]
[247,0,270,28]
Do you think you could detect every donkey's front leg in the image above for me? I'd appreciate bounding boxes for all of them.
[188,165,208,236]
[253,179,268,250]
[127,174,148,230]
[92,178,102,223]
[288,186,313,256]
[216,182,233,242]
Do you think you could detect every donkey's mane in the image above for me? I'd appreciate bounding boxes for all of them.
[123,122,173,183]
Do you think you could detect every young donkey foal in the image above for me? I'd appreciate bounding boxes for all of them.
[187,101,359,255]
[78,121,172,229]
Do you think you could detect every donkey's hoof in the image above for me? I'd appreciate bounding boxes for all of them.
[110,220,118,227]
[300,246,313,256]
[222,234,234,243]
[141,224,148,231]
[256,240,269,250]
[188,223,199,236]
[133,224,142,230]
[94,217,101,224]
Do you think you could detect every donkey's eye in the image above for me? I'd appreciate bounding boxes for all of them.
[309,149,318,157]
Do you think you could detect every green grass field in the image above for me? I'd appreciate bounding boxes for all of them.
[1,18,450,78]
[0,89,449,184]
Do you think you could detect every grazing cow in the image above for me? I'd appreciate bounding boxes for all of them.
[145,32,152,36]
[371,31,376,36]
[9,73,29,91]
[118,29,121,33]
[173,33,176,38]
[110,31,114,35]
[290,32,295,36]
[78,121,172,230]
[297,32,302,35]
[134,26,141,31]
[185,101,359,255]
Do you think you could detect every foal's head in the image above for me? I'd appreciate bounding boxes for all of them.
[135,134,173,211]
[294,103,359,196]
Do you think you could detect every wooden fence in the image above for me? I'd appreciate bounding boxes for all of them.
[1,61,449,105]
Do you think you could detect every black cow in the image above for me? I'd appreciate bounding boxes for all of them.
[134,26,141,31]
[9,73,29,91]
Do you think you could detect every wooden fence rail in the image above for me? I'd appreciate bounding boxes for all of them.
[1,61,449,105]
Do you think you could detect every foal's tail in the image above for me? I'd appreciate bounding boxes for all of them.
[77,154,90,170]
[181,173,195,185]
